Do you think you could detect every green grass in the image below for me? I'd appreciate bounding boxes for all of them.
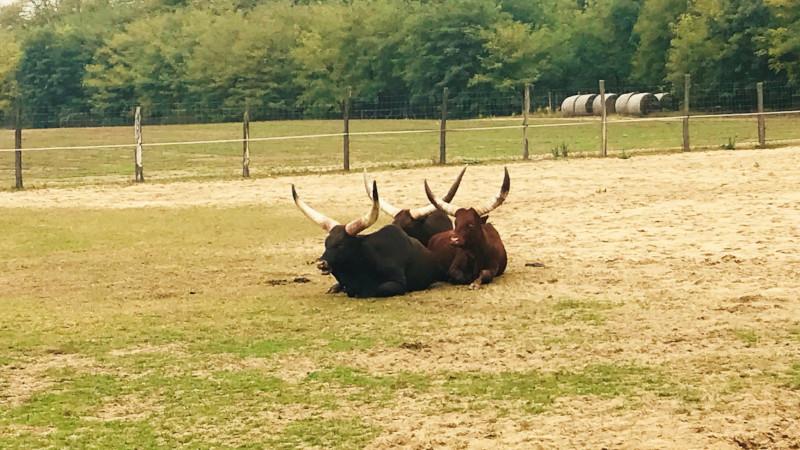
[2,114,798,189]
[733,329,760,347]
[551,299,616,325]
[0,204,793,447]
[444,364,680,413]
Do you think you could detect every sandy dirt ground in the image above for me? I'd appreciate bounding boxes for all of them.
[2,147,800,448]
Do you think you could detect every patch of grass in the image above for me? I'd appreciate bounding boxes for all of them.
[202,338,305,358]
[307,366,430,403]
[551,299,615,325]
[618,149,631,159]
[445,364,677,413]
[788,364,800,390]
[272,417,379,450]
[733,329,760,347]
[721,136,737,150]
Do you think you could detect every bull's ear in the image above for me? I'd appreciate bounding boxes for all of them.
[480,215,489,224]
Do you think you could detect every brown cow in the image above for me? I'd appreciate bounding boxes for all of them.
[362,166,467,246]
[425,168,510,289]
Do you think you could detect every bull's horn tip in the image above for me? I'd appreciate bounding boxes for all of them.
[291,184,298,199]
[372,180,379,199]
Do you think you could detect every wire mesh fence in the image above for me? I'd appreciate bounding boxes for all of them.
[2,80,799,190]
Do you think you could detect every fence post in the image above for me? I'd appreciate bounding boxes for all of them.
[599,80,608,157]
[548,91,553,114]
[133,106,144,182]
[682,74,691,152]
[522,83,530,160]
[14,108,23,189]
[757,82,765,147]
[343,88,351,171]
[439,87,448,164]
[242,108,251,177]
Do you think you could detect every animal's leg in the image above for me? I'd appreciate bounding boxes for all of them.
[373,281,407,297]
[469,269,495,290]
[372,268,407,297]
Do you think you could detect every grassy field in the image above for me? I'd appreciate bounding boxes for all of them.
[0,206,703,448]
[0,206,688,448]
[2,149,800,447]
[1,114,798,190]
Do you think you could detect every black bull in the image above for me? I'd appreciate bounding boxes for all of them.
[292,181,443,298]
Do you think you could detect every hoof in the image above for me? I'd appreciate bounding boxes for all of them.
[326,283,343,294]
[469,282,481,290]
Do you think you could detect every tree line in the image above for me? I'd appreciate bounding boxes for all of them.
[0,0,798,126]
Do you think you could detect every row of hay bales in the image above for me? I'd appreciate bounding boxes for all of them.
[561,92,673,116]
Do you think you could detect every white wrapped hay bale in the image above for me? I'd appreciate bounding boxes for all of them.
[560,95,579,116]
[626,93,658,116]
[592,93,618,115]
[615,92,637,115]
[573,94,597,115]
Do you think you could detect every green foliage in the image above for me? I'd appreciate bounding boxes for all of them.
[631,0,687,86]
[551,142,569,158]
[721,136,737,149]
[0,0,797,124]
[763,0,800,83]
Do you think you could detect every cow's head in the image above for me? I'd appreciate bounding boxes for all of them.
[424,167,510,247]
[291,182,380,274]
[362,166,467,222]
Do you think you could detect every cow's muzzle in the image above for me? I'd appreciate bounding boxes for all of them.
[449,235,464,247]
[317,259,331,275]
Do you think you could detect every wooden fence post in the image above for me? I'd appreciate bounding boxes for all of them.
[682,74,691,152]
[439,87,448,164]
[757,82,765,147]
[599,80,608,157]
[14,109,22,189]
[134,106,144,182]
[522,83,530,160]
[343,88,351,171]
[242,108,251,177]
[548,91,553,114]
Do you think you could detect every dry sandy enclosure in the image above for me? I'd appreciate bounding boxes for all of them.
[2,147,800,448]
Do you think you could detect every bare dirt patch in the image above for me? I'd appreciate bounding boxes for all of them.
[0,354,106,407]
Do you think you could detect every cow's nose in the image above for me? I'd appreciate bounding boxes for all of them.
[317,260,330,273]
[449,235,462,246]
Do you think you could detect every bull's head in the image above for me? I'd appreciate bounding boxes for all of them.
[362,166,467,222]
[291,181,380,274]
[424,167,510,247]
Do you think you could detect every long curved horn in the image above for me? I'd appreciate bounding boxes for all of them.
[442,165,467,202]
[408,165,467,219]
[345,180,381,236]
[473,167,510,216]
[292,184,340,232]
[424,179,461,217]
[362,170,401,217]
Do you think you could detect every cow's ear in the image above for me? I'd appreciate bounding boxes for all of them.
[480,215,489,224]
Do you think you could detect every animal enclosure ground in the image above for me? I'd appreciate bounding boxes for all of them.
[1,115,799,190]
[1,147,799,448]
